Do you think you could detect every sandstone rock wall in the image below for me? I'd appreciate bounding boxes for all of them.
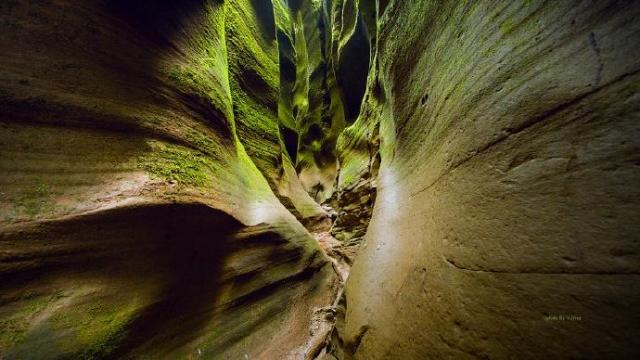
[0,1,336,358]
[2,0,639,358]
[342,0,640,358]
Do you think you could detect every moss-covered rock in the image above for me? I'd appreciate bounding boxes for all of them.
[0,1,338,358]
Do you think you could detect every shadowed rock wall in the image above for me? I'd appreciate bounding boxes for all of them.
[275,0,373,205]
[342,0,640,358]
[0,1,337,358]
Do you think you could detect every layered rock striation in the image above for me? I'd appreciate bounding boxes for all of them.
[0,1,340,358]
[339,1,640,359]
[1,0,639,359]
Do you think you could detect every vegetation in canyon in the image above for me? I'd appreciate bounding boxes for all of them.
[0,0,639,359]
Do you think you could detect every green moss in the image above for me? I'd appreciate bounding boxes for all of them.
[51,299,137,359]
[12,181,54,217]
[233,92,280,136]
[500,18,515,35]
[1,288,146,359]
[338,150,369,188]
[225,1,280,93]
[168,66,205,90]
[273,0,294,38]
[233,146,275,200]
[184,127,227,156]
[0,294,54,351]
[163,2,233,122]
[137,141,218,187]
[291,11,310,128]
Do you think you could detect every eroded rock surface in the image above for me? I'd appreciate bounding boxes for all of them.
[1,0,639,359]
[0,1,339,358]
[341,1,640,359]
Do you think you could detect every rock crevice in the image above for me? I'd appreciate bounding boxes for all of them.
[1,0,639,359]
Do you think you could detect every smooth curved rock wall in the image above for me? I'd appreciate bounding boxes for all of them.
[343,0,640,358]
[0,1,336,358]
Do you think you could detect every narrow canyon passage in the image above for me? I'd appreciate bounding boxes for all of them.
[1,1,639,359]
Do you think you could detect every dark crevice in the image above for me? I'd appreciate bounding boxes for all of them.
[249,0,276,42]
[336,15,371,123]
[105,0,210,48]
[281,125,300,163]
[345,324,370,356]
[378,0,391,17]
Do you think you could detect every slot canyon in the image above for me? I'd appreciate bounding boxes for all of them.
[1,0,639,359]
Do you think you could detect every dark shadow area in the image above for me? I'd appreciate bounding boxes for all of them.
[371,79,385,103]
[104,204,242,358]
[309,62,329,108]
[378,0,391,17]
[280,57,296,84]
[250,0,276,42]
[278,31,297,85]
[359,0,377,43]
[104,0,234,137]
[281,125,299,163]
[105,0,210,48]
[336,16,370,122]
[315,138,338,167]
[0,203,244,358]
[0,201,327,359]
[0,0,232,140]
[306,123,324,144]
[239,66,277,108]
[288,0,304,13]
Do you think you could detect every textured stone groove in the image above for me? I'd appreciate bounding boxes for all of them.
[443,256,640,276]
[407,69,640,200]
